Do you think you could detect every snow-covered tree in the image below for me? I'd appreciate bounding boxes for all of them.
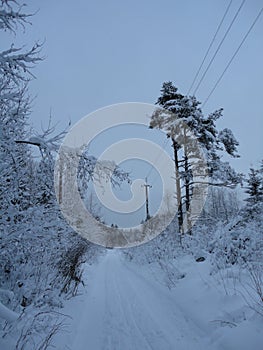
[0,2,96,333]
[0,1,41,225]
[245,166,263,205]
[150,81,242,233]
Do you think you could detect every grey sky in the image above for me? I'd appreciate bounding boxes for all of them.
[3,0,261,171]
[1,0,262,225]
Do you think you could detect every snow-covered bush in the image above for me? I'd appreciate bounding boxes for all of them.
[57,237,90,297]
[123,218,182,264]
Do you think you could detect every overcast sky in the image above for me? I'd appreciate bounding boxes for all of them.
[2,0,262,225]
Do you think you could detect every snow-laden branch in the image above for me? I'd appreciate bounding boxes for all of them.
[0,43,42,85]
[188,181,237,189]
[15,118,70,158]
[0,1,31,33]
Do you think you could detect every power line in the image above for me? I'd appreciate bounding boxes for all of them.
[202,6,263,108]
[193,0,246,96]
[187,0,233,96]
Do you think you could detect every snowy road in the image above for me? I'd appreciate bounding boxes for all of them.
[53,249,263,350]
[55,250,209,350]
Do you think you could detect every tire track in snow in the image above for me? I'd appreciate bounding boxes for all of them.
[111,263,156,350]
[54,250,209,350]
[102,255,132,350]
[120,255,208,349]
[109,252,177,350]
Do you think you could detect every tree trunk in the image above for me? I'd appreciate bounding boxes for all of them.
[183,127,191,233]
[172,137,184,234]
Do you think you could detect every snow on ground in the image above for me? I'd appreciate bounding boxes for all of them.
[53,249,263,350]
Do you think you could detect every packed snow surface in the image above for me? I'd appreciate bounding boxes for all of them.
[53,249,263,350]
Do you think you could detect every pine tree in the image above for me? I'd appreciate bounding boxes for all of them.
[150,82,241,233]
[245,167,263,204]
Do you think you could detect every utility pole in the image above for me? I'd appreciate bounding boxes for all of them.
[143,177,152,221]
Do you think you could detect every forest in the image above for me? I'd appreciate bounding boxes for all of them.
[0,1,262,349]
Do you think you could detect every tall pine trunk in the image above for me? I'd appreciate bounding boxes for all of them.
[172,137,184,234]
[183,127,191,233]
